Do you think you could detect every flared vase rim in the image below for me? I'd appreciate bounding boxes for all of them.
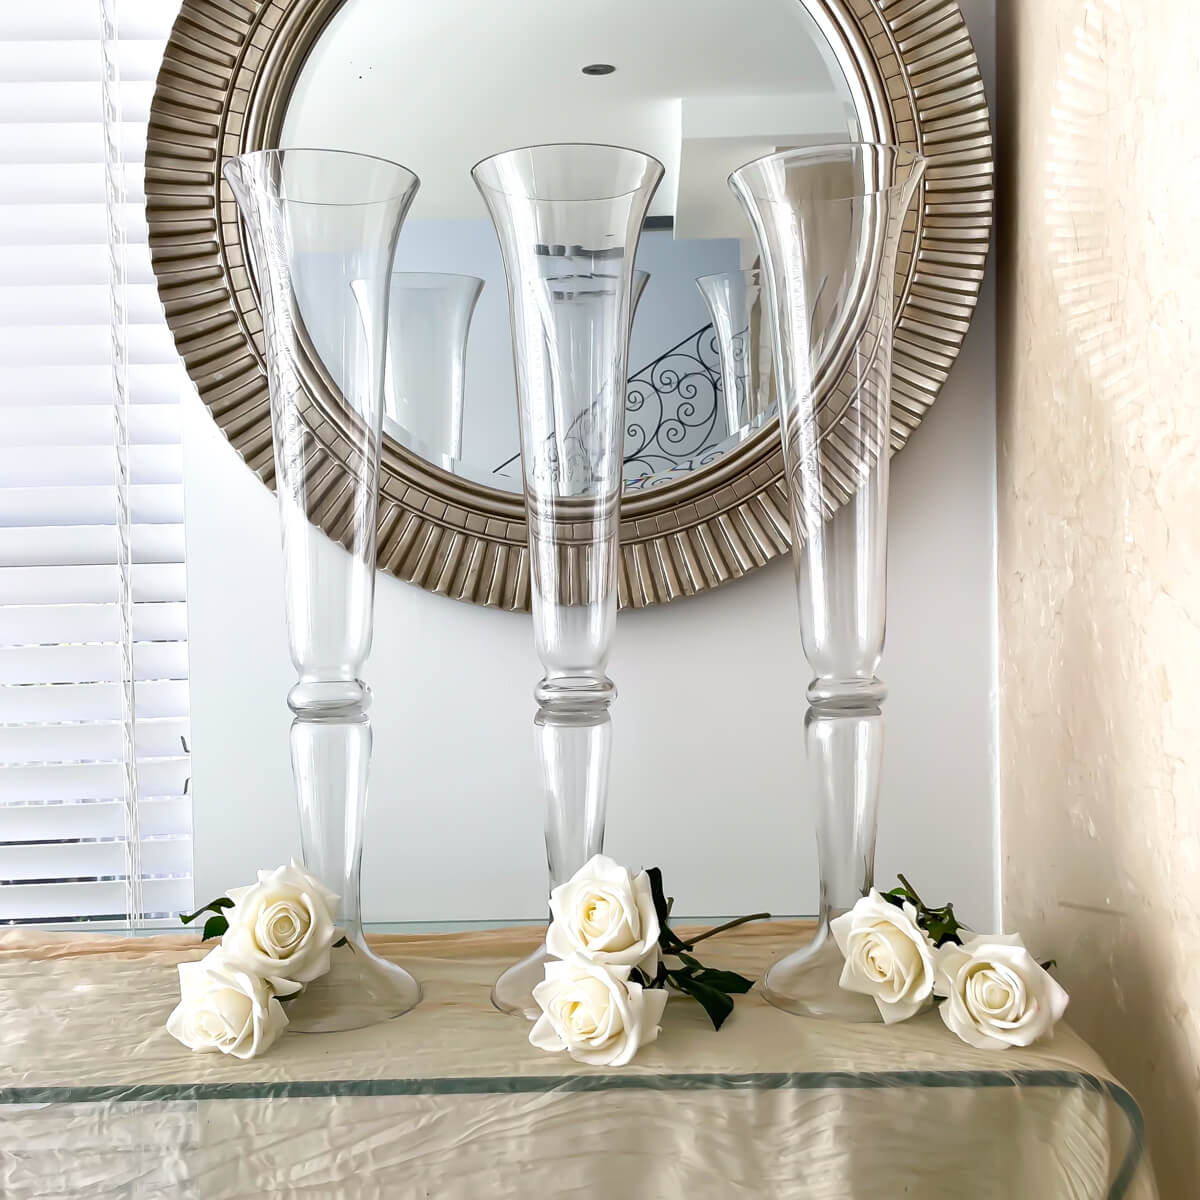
[695,266,765,286]
[221,147,420,208]
[387,270,486,286]
[470,141,666,202]
[728,142,927,201]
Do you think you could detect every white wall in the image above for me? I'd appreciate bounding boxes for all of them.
[183,1,997,927]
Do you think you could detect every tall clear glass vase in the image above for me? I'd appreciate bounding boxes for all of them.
[472,144,663,1017]
[383,272,483,466]
[223,148,422,1032]
[729,144,926,1019]
[695,267,774,436]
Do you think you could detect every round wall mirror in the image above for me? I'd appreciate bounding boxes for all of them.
[147,0,992,607]
[281,0,858,494]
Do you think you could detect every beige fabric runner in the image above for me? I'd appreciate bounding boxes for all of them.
[0,923,1155,1199]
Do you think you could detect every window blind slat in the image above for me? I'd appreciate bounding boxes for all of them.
[0,283,165,326]
[0,363,179,405]
[0,716,189,766]
[0,202,148,244]
[0,445,182,487]
[0,875,191,922]
[0,486,182,528]
[0,2,178,41]
[0,124,146,166]
[0,42,166,86]
[0,836,191,884]
[0,679,188,724]
[0,81,154,124]
[3,404,180,447]
[0,757,189,804]
[0,244,154,287]
[0,602,188,647]
[0,163,147,207]
[0,525,185,568]
[0,795,189,843]
[0,564,186,605]
[0,324,179,365]
[0,640,188,685]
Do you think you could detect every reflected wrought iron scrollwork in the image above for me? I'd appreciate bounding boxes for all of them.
[623,323,729,488]
[493,321,745,490]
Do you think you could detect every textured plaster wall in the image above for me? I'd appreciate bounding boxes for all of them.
[997,1,1200,1193]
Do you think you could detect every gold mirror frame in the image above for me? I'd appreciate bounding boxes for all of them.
[146,0,992,610]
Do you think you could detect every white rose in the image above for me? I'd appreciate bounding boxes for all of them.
[936,933,1069,1050]
[530,957,669,1067]
[165,948,293,1060]
[546,854,661,979]
[830,889,938,1023]
[220,861,340,989]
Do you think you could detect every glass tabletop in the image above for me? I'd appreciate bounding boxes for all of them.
[0,923,1155,1200]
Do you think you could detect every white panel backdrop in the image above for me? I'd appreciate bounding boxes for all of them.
[182,0,997,928]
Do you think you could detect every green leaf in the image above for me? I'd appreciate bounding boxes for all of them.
[688,967,754,995]
[671,971,735,1031]
[883,876,967,949]
[646,867,670,927]
[919,900,964,948]
[201,914,228,942]
[647,869,688,955]
[180,896,233,926]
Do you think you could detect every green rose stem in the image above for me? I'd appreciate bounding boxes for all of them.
[677,912,773,950]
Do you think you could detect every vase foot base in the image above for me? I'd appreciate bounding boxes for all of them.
[761,934,881,1023]
[286,938,421,1033]
[491,941,551,1021]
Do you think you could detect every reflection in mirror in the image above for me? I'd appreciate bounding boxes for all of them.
[281,0,859,493]
[383,273,482,469]
[696,267,775,442]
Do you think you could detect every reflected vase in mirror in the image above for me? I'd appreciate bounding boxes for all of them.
[222,148,423,1032]
[383,272,483,467]
[473,143,664,1017]
[696,267,775,438]
[729,143,926,1019]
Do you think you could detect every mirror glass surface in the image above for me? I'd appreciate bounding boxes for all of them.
[281,0,857,493]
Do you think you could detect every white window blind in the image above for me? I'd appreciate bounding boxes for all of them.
[0,0,192,925]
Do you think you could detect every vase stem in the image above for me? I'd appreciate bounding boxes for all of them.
[290,714,369,940]
[491,707,612,1020]
[809,705,882,922]
[542,708,611,892]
